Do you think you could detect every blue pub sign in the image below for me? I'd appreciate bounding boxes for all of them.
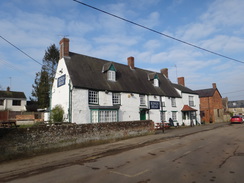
[57,74,66,87]
[149,101,160,109]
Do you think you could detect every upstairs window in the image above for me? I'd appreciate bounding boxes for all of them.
[12,100,21,106]
[112,93,121,105]
[171,98,176,107]
[154,78,159,87]
[108,70,116,81]
[140,95,146,106]
[148,73,159,87]
[103,63,116,82]
[89,90,99,104]
[189,96,194,107]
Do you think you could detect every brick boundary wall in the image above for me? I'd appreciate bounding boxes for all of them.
[0,120,154,162]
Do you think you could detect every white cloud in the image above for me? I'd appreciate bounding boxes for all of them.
[201,0,244,27]
[93,35,138,46]
[138,11,160,28]
[200,35,244,53]
[143,39,161,50]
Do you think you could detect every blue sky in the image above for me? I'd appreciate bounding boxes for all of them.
[1,0,244,101]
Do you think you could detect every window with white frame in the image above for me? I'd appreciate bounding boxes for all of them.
[91,110,118,123]
[161,111,166,122]
[171,98,176,107]
[89,90,99,104]
[12,100,21,106]
[107,70,116,81]
[153,79,159,87]
[172,111,177,121]
[140,95,146,106]
[112,93,121,105]
[91,110,99,123]
[189,96,194,107]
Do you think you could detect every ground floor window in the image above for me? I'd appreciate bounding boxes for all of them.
[91,110,118,123]
[160,111,166,122]
[0,99,4,105]
[172,111,177,121]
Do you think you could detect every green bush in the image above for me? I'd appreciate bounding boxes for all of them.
[51,105,64,122]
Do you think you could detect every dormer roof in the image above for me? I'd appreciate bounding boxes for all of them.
[102,62,116,73]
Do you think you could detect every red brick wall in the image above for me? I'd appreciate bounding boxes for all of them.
[200,90,222,123]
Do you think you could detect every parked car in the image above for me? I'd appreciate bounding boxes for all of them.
[230,116,243,124]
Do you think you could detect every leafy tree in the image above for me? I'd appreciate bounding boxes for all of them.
[30,44,59,109]
[51,105,64,122]
[43,44,59,84]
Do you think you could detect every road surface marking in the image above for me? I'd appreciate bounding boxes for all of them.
[110,169,149,177]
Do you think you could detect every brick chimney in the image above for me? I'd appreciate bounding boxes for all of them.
[127,57,135,69]
[212,83,217,89]
[178,77,185,86]
[7,86,10,91]
[59,38,70,59]
[160,68,168,78]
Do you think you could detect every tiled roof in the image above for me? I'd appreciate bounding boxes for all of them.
[173,83,199,95]
[0,90,26,99]
[194,88,216,97]
[228,100,244,108]
[181,105,197,111]
[65,52,181,98]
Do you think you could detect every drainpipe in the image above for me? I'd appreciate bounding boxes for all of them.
[49,85,52,122]
[147,95,150,120]
[68,80,72,122]
[208,97,211,123]
[160,96,163,121]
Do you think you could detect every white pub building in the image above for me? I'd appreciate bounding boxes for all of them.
[51,38,200,126]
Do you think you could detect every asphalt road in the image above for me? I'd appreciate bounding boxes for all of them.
[1,122,244,183]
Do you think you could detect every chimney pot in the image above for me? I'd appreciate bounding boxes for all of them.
[59,38,70,59]
[161,68,168,78]
[178,77,185,86]
[127,57,135,69]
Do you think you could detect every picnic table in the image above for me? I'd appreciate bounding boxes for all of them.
[0,121,19,128]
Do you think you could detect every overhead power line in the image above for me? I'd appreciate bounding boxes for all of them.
[73,0,244,64]
[0,35,43,66]
[222,89,244,95]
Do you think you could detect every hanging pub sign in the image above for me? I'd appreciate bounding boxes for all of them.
[149,101,160,109]
[57,74,66,87]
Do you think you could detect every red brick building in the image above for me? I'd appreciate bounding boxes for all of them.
[195,83,223,123]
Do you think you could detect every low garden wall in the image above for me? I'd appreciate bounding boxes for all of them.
[0,120,154,162]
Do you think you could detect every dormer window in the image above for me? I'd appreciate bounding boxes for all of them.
[154,78,159,87]
[148,73,159,87]
[108,70,116,81]
[102,62,116,82]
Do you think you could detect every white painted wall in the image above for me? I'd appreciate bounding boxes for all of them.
[71,89,90,124]
[173,88,201,126]
[51,58,71,122]
[51,59,201,126]
[0,98,26,111]
[120,93,140,121]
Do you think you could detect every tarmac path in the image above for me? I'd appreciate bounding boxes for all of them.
[0,122,236,182]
